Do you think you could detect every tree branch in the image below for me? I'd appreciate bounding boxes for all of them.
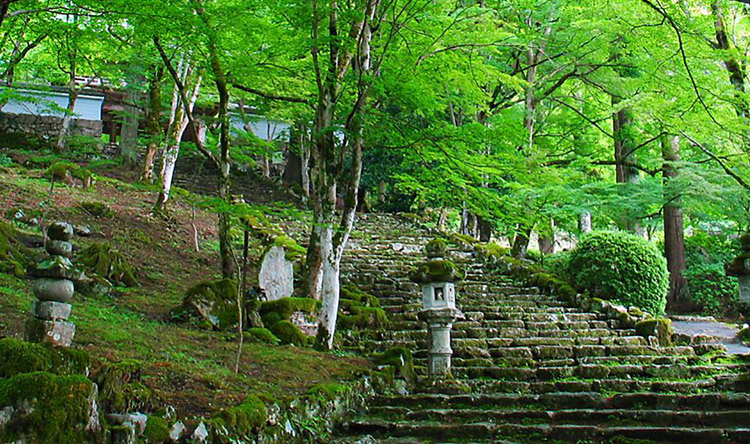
[230,82,311,106]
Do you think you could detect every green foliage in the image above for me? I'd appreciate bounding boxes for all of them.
[244,328,280,345]
[217,395,267,436]
[568,231,669,316]
[79,242,137,287]
[684,263,738,317]
[544,250,573,278]
[0,372,98,444]
[0,338,91,378]
[269,320,307,346]
[271,235,306,262]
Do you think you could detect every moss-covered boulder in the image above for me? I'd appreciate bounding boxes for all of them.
[269,320,307,346]
[244,328,280,345]
[0,338,91,378]
[92,359,152,413]
[143,416,170,443]
[78,201,113,218]
[43,162,93,188]
[171,279,239,330]
[0,221,29,277]
[0,372,102,444]
[373,347,416,387]
[635,318,674,346]
[79,242,137,287]
[338,283,387,330]
[215,395,267,436]
[259,297,320,327]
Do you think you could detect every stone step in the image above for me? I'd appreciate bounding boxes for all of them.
[368,405,750,428]
[451,364,741,381]
[347,419,750,444]
[387,328,636,341]
[463,377,726,394]
[371,392,750,410]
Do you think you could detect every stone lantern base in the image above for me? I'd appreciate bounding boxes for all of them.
[25,318,75,347]
[418,307,463,379]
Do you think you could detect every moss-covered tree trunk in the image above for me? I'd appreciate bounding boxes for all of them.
[141,66,164,183]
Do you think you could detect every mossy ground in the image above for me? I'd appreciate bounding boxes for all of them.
[0,165,368,418]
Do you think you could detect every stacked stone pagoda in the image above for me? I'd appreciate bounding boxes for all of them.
[25,222,79,347]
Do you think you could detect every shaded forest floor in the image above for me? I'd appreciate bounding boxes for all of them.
[0,158,367,418]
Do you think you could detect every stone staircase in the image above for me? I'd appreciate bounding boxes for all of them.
[338,214,750,444]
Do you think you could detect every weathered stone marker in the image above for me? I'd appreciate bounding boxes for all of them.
[26,222,78,346]
[258,245,294,301]
[412,239,464,379]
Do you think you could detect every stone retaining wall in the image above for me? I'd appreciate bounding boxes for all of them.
[0,112,103,140]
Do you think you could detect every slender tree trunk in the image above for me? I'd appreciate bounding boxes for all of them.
[662,135,688,305]
[579,211,592,234]
[56,71,78,153]
[539,219,555,254]
[141,67,164,183]
[121,74,142,170]
[154,68,201,212]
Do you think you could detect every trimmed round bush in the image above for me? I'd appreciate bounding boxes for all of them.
[568,231,669,316]
[684,263,738,317]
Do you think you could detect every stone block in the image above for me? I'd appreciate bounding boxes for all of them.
[46,240,73,257]
[48,222,74,241]
[32,300,72,320]
[258,246,294,301]
[25,318,75,346]
[33,278,75,302]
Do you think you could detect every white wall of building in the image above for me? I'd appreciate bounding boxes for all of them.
[1,87,104,121]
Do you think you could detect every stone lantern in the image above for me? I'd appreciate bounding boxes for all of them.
[411,239,464,379]
[727,232,750,317]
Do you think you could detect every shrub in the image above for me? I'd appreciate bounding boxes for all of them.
[568,231,669,316]
[544,250,573,278]
[684,231,737,267]
[684,263,738,317]
[259,297,320,326]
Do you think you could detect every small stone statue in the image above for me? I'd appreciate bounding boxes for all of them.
[25,222,80,346]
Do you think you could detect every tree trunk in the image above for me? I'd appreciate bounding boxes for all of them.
[579,211,592,234]
[120,76,142,170]
[713,0,748,119]
[154,68,201,212]
[141,67,164,183]
[0,0,11,35]
[662,135,688,305]
[511,225,532,259]
[477,216,492,242]
[539,219,555,254]
[612,97,642,234]
[56,72,78,153]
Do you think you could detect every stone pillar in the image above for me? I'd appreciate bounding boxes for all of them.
[419,307,462,378]
[25,222,78,347]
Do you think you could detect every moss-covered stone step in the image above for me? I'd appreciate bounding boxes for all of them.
[451,364,741,381]
[368,405,750,428]
[346,417,750,443]
[465,378,722,394]
[370,392,750,410]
